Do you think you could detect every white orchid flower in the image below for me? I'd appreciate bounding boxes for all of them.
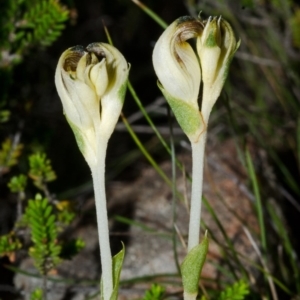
[153,16,239,300]
[55,43,129,166]
[152,16,205,143]
[55,43,129,300]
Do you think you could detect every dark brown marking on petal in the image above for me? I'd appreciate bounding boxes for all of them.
[176,16,195,26]
[172,18,203,67]
[86,43,106,63]
[175,19,204,44]
[63,45,85,72]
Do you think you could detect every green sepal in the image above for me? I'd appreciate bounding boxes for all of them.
[65,115,85,156]
[117,65,130,104]
[101,243,125,300]
[181,234,209,295]
[221,39,241,85]
[118,80,128,104]
[157,82,204,139]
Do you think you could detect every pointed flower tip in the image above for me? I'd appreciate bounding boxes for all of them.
[198,15,238,96]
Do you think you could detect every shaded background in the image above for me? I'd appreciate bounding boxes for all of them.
[2,0,195,193]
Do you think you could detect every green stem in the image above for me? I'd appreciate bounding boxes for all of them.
[168,108,181,274]
[127,81,187,176]
[43,274,48,300]
[121,113,172,186]
[90,135,113,300]
[245,148,267,254]
[187,132,207,251]
[131,0,168,29]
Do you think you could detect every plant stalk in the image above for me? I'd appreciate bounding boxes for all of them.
[91,135,113,300]
[186,86,216,252]
[184,291,198,300]
[187,132,207,251]
[43,274,48,300]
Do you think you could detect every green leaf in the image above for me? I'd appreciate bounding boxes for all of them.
[109,244,125,300]
[28,153,56,190]
[45,215,56,227]
[30,287,43,300]
[142,284,165,300]
[218,280,249,300]
[0,233,22,256]
[0,138,23,171]
[7,174,27,193]
[25,194,61,275]
[43,205,53,219]
[181,234,209,295]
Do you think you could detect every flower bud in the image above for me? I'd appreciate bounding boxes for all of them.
[197,16,240,121]
[55,43,129,165]
[152,17,205,143]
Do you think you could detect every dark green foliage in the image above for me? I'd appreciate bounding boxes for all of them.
[2,148,85,298]
[25,194,61,275]
[30,288,43,300]
[8,174,27,193]
[55,200,76,225]
[56,208,76,225]
[290,7,300,48]
[59,238,85,260]
[0,109,10,123]
[0,232,22,258]
[3,149,84,278]
[0,138,23,175]
[142,284,165,300]
[218,280,250,300]
[20,0,69,47]
[0,0,69,68]
[28,152,56,190]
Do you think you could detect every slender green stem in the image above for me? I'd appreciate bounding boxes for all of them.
[128,81,189,178]
[168,108,181,274]
[43,274,48,300]
[90,135,113,300]
[121,113,172,186]
[187,132,207,251]
[203,196,247,280]
[131,0,168,29]
[245,148,267,254]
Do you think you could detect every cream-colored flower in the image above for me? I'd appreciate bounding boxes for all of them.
[153,16,239,300]
[55,43,129,166]
[153,15,239,135]
[152,16,205,143]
